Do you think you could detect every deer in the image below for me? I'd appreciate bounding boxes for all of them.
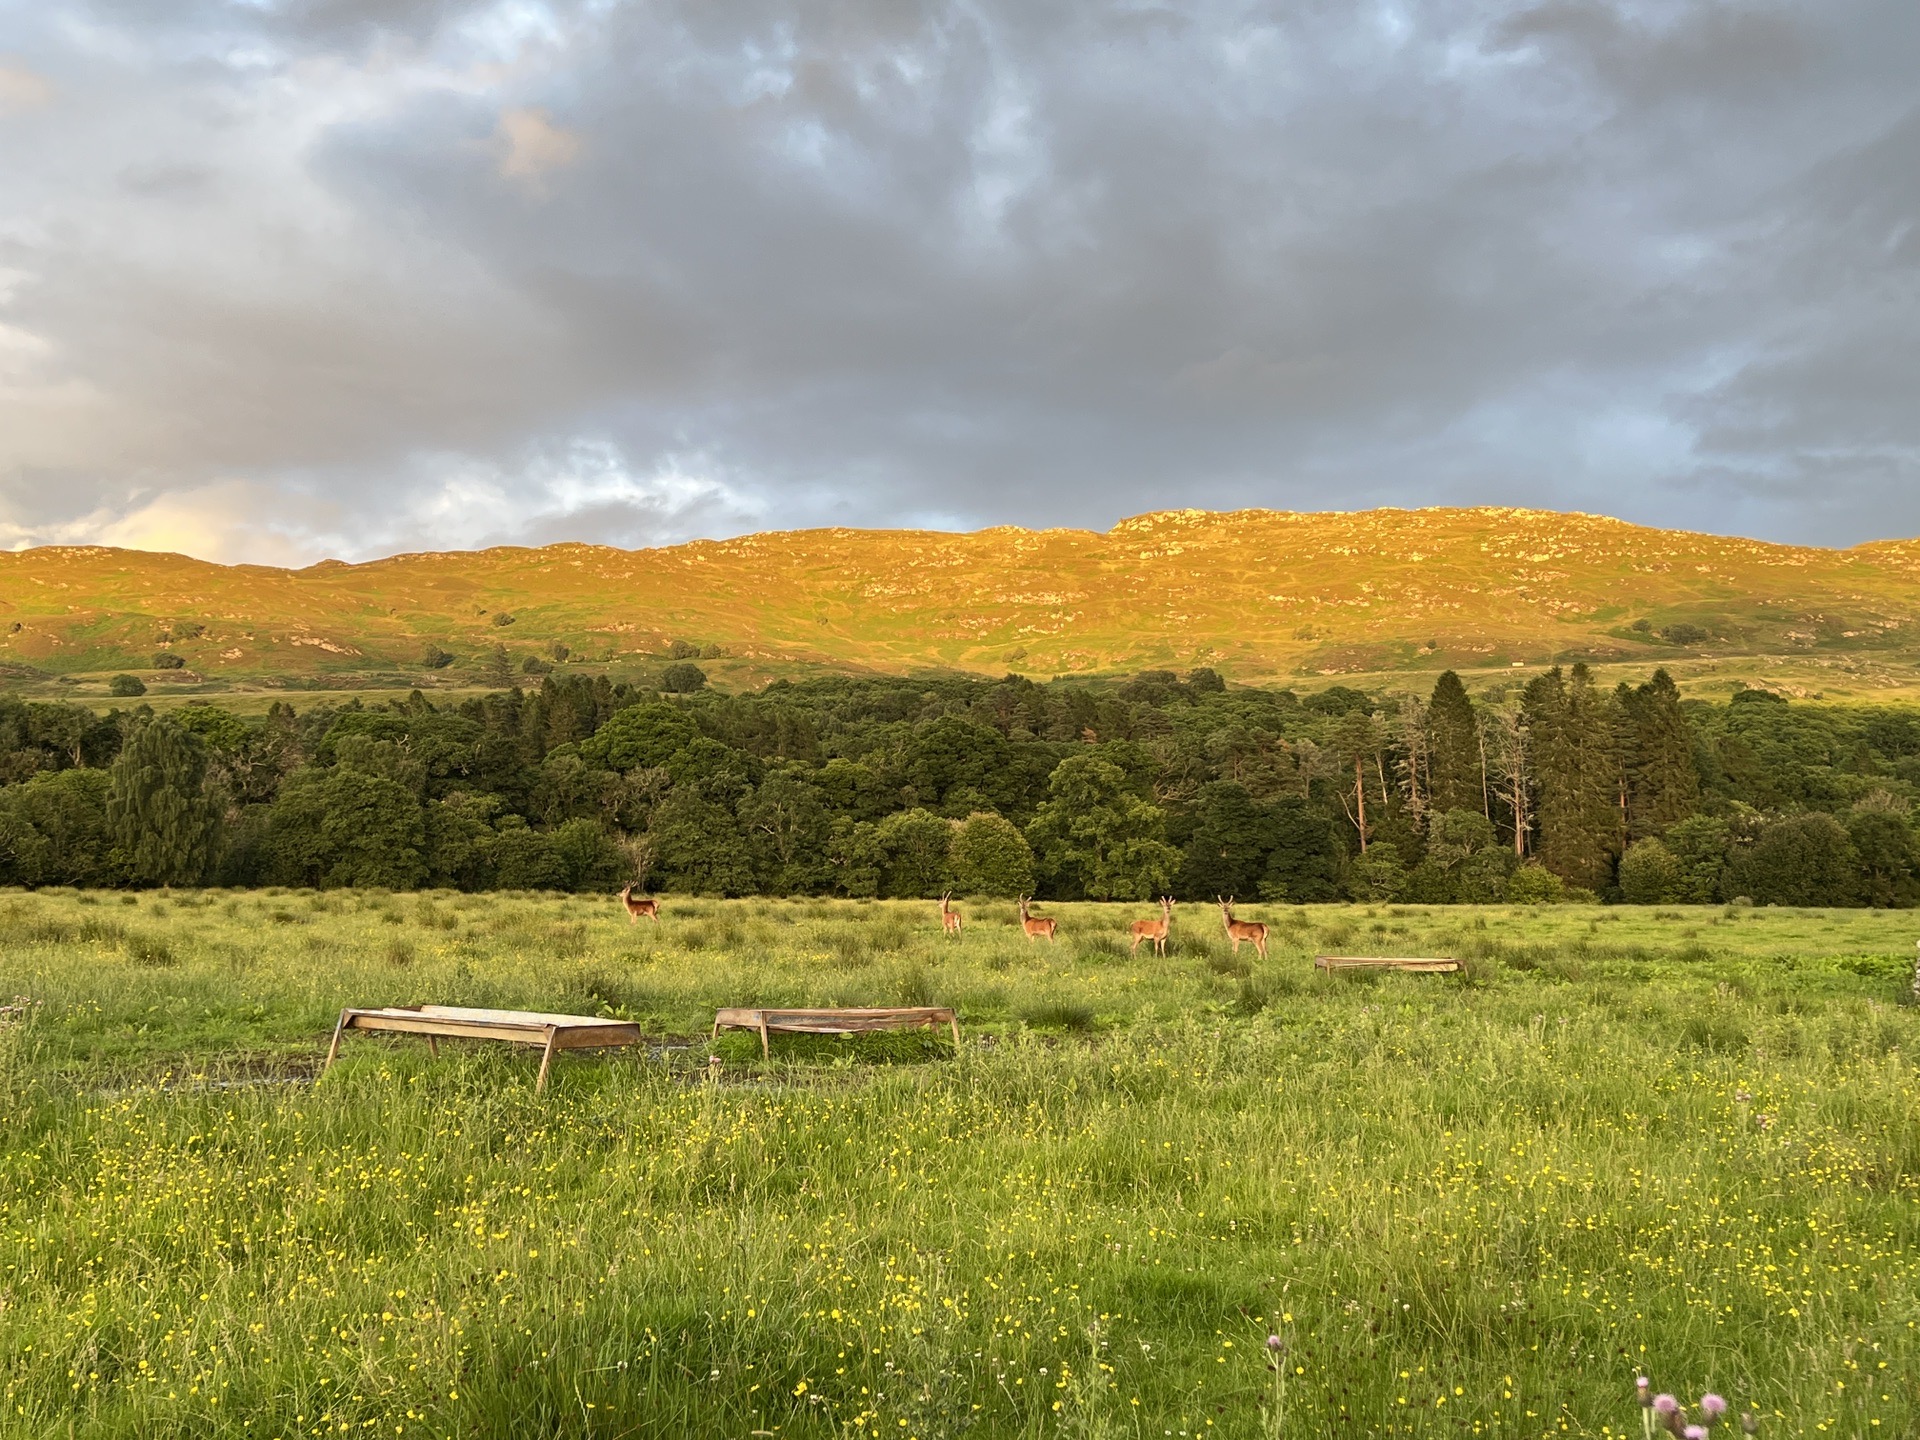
[1017,894,1057,944]
[618,884,660,924]
[1130,895,1174,956]
[1217,896,1267,960]
[939,891,963,937]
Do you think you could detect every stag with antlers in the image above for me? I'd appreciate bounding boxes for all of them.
[1217,896,1267,960]
[1130,895,1174,956]
[618,884,660,924]
[1018,895,1057,944]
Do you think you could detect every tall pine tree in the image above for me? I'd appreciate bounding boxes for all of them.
[107,716,220,886]
[1524,664,1623,890]
[1619,669,1699,840]
[1428,671,1484,816]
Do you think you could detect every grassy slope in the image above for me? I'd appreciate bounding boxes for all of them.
[9,507,1920,699]
[2,890,1916,1437]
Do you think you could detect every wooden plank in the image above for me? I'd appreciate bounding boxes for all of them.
[414,1005,635,1031]
[712,1005,961,1050]
[344,1014,555,1045]
[1314,955,1460,973]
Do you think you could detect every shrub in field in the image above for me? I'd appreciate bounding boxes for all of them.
[1505,862,1567,904]
[1018,996,1095,1030]
[1620,838,1683,904]
[106,673,145,696]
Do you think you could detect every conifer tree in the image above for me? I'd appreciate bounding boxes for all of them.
[1524,665,1623,890]
[1428,671,1483,816]
[107,716,219,886]
[1619,669,1699,840]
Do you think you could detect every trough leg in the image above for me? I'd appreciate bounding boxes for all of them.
[426,1035,439,1059]
[535,1026,559,1094]
[758,1017,770,1061]
[321,1009,349,1080]
[949,1014,961,1050]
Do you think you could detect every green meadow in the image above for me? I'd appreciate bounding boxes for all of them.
[2,890,1917,1439]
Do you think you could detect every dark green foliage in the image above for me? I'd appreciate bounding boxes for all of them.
[1026,755,1179,901]
[1427,671,1482,814]
[739,769,835,893]
[1729,813,1861,907]
[1845,807,1920,908]
[1302,686,1371,717]
[1175,781,1280,899]
[648,788,754,894]
[107,717,219,886]
[1662,814,1730,903]
[1525,665,1622,891]
[870,808,953,898]
[1410,809,1511,902]
[152,653,185,671]
[1348,841,1409,901]
[661,662,709,694]
[1619,669,1699,839]
[266,767,427,889]
[1617,837,1681,904]
[421,644,454,669]
[108,675,146,697]
[1259,795,1345,902]
[0,768,120,886]
[948,812,1034,896]
[5,665,1920,904]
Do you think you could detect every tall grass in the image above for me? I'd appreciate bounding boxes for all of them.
[1,890,1917,1436]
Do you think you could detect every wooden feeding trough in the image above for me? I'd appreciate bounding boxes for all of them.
[1314,955,1460,974]
[711,1006,961,1060]
[321,1005,644,1093]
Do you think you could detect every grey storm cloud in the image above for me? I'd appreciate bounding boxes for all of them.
[0,0,1915,563]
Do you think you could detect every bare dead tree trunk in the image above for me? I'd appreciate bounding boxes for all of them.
[1354,755,1369,854]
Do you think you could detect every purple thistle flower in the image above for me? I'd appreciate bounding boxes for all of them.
[1638,1376,1652,1406]
[1266,1334,1284,1351]
[1685,1427,1708,1440]
[1701,1395,1728,1421]
[1654,1395,1680,1417]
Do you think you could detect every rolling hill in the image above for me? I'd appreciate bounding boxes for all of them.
[7,506,1920,701]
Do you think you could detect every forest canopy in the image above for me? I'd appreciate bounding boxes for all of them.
[2,666,1915,906]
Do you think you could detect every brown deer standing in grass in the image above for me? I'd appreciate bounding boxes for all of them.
[1217,896,1267,960]
[939,891,963,937]
[619,885,660,923]
[1018,895,1057,944]
[1130,895,1174,956]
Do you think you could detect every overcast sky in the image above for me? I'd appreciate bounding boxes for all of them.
[0,0,1915,565]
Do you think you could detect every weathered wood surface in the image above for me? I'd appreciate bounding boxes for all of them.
[321,1005,644,1092]
[1313,955,1460,973]
[712,1006,961,1058]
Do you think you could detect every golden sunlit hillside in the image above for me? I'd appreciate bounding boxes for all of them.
[7,506,1920,699]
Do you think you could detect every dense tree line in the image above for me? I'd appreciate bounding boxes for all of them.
[2,663,1917,904]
